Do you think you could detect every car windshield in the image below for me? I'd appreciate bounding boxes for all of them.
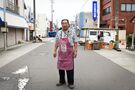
[90,31,97,35]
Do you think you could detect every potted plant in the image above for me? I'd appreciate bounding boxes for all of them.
[109,40,114,49]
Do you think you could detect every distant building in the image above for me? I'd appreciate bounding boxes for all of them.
[70,21,76,29]
[0,0,28,49]
[100,0,135,34]
[36,14,49,37]
[76,12,98,37]
[24,5,35,40]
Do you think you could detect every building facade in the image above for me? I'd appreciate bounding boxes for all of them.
[24,6,34,41]
[36,14,49,37]
[100,0,135,34]
[0,0,28,49]
[76,12,98,37]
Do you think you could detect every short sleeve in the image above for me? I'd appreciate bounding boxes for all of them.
[55,31,60,43]
[72,30,78,43]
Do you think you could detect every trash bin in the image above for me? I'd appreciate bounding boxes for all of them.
[93,41,100,50]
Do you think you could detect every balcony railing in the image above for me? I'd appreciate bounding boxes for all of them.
[6,0,19,14]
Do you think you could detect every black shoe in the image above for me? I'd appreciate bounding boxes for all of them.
[68,85,74,89]
[56,83,66,86]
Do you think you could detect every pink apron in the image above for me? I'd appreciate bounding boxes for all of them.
[57,37,74,70]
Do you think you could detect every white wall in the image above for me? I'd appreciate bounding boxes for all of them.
[84,12,97,28]
[36,14,48,37]
[76,12,98,29]
[18,0,25,16]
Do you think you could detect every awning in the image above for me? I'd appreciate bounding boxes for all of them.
[0,10,28,28]
[6,13,28,28]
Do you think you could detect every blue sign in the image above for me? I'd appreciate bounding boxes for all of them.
[92,1,97,21]
[0,17,5,27]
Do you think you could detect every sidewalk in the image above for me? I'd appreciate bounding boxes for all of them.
[0,42,43,68]
[0,38,54,68]
[121,48,135,55]
[94,48,135,74]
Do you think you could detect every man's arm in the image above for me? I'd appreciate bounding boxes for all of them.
[53,42,58,58]
[53,31,59,58]
[73,30,78,58]
[74,42,78,52]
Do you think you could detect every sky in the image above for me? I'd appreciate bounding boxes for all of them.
[24,0,95,26]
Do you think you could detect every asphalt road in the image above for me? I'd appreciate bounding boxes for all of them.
[0,41,135,90]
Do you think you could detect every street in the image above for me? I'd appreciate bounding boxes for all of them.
[0,39,135,90]
[0,0,135,89]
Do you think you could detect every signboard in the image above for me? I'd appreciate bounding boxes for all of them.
[92,1,97,21]
[1,27,8,33]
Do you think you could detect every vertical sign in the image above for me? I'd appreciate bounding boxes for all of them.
[92,1,97,21]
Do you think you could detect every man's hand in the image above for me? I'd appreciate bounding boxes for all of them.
[53,43,58,58]
[53,51,57,58]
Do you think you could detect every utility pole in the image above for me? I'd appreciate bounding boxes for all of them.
[115,0,121,51]
[97,0,100,28]
[33,0,36,41]
[3,0,7,50]
[51,0,54,32]
[131,24,135,50]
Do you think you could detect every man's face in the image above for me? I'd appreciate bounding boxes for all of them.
[61,20,70,30]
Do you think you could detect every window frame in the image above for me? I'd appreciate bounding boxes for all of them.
[132,4,135,12]
[126,4,132,12]
[103,6,111,16]
[121,4,126,11]
[121,3,135,12]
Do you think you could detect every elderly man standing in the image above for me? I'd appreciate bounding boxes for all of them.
[53,19,78,89]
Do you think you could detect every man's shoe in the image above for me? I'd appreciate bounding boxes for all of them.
[68,85,74,89]
[56,83,66,86]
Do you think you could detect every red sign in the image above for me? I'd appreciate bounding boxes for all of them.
[50,21,52,32]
